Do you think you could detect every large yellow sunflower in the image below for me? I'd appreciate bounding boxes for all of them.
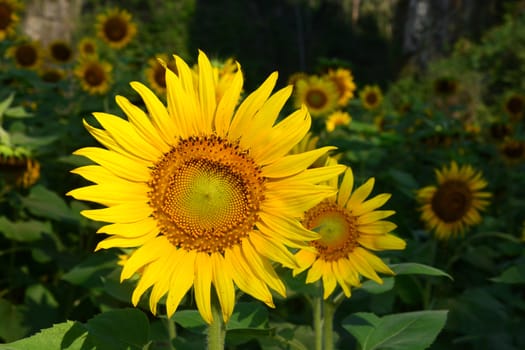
[360,85,383,111]
[417,161,491,240]
[294,161,406,298]
[68,51,344,324]
[96,8,137,49]
[0,0,21,41]
[6,40,44,70]
[293,76,339,117]
[325,68,356,107]
[145,54,177,96]
[74,58,112,94]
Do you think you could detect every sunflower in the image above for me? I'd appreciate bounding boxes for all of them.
[48,40,73,63]
[500,138,525,163]
[77,37,98,57]
[325,68,356,107]
[0,0,21,41]
[6,40,43,70]
[433,76,459,97]
[68,51,344,324]
[74,58,112,94]
[40,66,64,83]
[293,76,339,117]
[0,153,40,189]
[96,8,137,49]
[503,93,524,121]
[417,161,491,240]
[287,72,308,86]
[145,54,178,96]
[359,85,383,111]
[293,161,406,299]
[325,110,351,133]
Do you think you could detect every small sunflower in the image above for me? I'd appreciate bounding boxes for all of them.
[293,76,339,117]
[6,40,44,70]
[68,51,344,324]
[0,152,40,189]
[145,54,178,96]
[0,0,21,41]
[359,85,383,111]
[287,72,308,86]
[489,121,512,141]
[77,37,98,57]
[40,66,65,83]
[503,93,525,121]
[325,110,351,133]
[48,40,73,63]
[294,161,406,299]
[500,138,525,163]
[417,161,491,240]
[433,77,459,97]
[325,68,356,107]
[96,8,137,49]
[74,58,112,94]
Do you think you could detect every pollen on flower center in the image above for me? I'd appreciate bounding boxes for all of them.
[148,134,266,254]
[303,200,358,261]
[431,180,472,222]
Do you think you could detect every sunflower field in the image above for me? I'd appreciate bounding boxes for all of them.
[1,1,524,349]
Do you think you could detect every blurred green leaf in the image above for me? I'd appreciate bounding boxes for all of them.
[342,310,448,350]
[173,310,207,334]
[0,298,30,343]
[0,93,14,118]
[62,252,118,287]
[358,277,395,294]
[391,262,453,280]
[0,309,150,350]
[5,106,33,119]
[0,217,52,242]
[491,263,525,284]
[20,185,76,221]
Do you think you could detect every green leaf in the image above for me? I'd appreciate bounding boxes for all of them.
[0,216,52,242]
[358,277,395,294]
[20,185,76,221]
[173,310,207,334]
[0,298,30,343]
[0,309,150,350]
[227,302,269,330]
[390,263,453,280]
[62,252,118,287]
[0,93,14,118]
[342,310,448,350]
[491,264,525,284]
[5,106,33,119]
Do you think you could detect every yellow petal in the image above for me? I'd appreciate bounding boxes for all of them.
[74,147,151,182]
[97,217,159,237]
[131,81,179,144]
[166,249,197,318]
[358,221,397,235]
[197,50,216,132]
[95,229,158,250]
[115,95,170,153]
[348,251,382,284]
[81,202,152,223]
[358,234,406,251]
[194,252,213,324]
[352,193,391,217]
[121,236,169,281]
[71,165,128,185]
[225,245,274,307]
[262,146,337,178]
[228,72,278,141]
[306,258,325,284]
[215,63,242,135]
[337,167,354,206]
[333,259,352,297]
[293,249,317,276]
[242,239,285,297]
[149,248,179,314]
[270,165,346,187]
[257,211,319,243]
[211,253,235,323]
[249,233,298,269]
[322,263,337,299]
[92,112,163,161]
[357,210,396,225]
[346,177,375,210]
[252,106,311,165]
[165,65,199,138]
[67,182,148,206]
[354,247,394,275]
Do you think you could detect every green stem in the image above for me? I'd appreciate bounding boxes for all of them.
[312,294,323,350]
[207,295,226,350]
[164,316,176,350]
[323,299,336,350]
